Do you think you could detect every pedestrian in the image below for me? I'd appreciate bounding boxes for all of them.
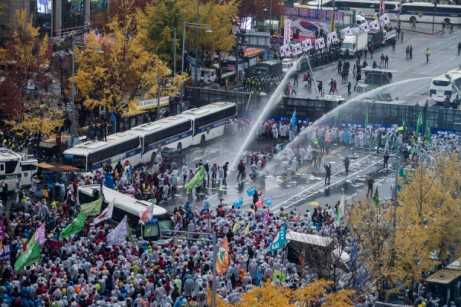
[329,78,335,94]
[425,48,431,63]
[380,54,385,66]
[347,81,352,96]
[344,156,350,176]
[409,45,413,59]
[0,181,7,210]
[400,30,404,43]
[338,60,342,74]
[391,39,396,50]
[353,63,356,77]
[412,20,416,31]
[324,162,332,185]
[237,160,245,181]
[366,175,374,197]
[384,151,390,169]
[396,26,401,40]
[318,80,323,96]
[384,55,389,68]
[451,23,454,34]
[293,72,298,87]
[369,46,374,59]
[406,46,410,59]
[442,22,446,34]
[364,48,368,58]
[458,42,461,55]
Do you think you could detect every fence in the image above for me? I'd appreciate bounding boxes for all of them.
[183,87,461,132]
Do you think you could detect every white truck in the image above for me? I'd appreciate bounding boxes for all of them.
[340,32,368,57]
[383,29,397,45]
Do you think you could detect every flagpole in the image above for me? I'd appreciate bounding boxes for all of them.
[211,231,218,307]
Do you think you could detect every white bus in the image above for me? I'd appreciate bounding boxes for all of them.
[63,132,142,172]
[398,3,461,25]
[180,102,237,145]
[78,185,173,240]
[130,115,193,164]
[430,69,461,103]
[323,0,401,21]
[0,149,38,192]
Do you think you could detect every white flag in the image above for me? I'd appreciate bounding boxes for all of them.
[92,198,114,225]
[327,32,338,46]
[369,21,380,30]
[379,14,390,25]
[351,27,360,34]
[107,216,128,246]
[302,39,312,52]
[360,22,370,32]
[280,44,292,57]
[139,202,154,225]
[291,43,302,55]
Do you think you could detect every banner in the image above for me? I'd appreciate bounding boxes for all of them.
[216,237,229,275]
[184,166,205,190]
[233,198,243,209]
[369,20,380,30]
[107,216,128,246]
[285,7,344,20]
[0,244,11,262]
[93,198,114,225]
[60,213,86,239]
[35,223,46,245]
[272,269,287,283]
[268,223,287,253]
[80,197,103,217]
[14,235,40,271]
[315,37,325,50]
[301,39,312,52]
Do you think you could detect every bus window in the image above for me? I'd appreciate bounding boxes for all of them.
[433,80,450,87]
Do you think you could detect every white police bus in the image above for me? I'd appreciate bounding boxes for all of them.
[181,101,237,145]
[398,3,461,25]
[322,0,401,20]
[63,102,237,171]
[0,149,38,191]
[129,115,193,164]
[78,185,173,240]
[63,132,142,172]
[430,69,461,103]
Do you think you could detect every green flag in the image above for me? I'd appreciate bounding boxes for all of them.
[425,121,431,143]
[364,105,369,127]
[80,197,103,217]
[268,222,287,253]
[184,166,205,190]
[60,213,86,239]
[399,167,407,179]
[415,111,423,135]
[14,235,41,271]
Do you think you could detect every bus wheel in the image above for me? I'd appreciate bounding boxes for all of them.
[410,17,416,23]
[177,142,182,151]
[200,135,206,145]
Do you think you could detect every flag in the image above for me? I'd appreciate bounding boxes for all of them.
[268,223,287,252]
[370,20,380,30]
[291,43,302,55]
[255,198,264,209]
[80,197,103,217]
[233,198,243,209]
[373,188,382,207]
[60,213,86,239]
[216,237,229,275]
[93,198,114,225]
[341,26,353,36]
[14,235,41,272]
[244,223,251,235]
[360,22,370,32]
[140,202,154,225]
[290,213,301,221]
[416,111,423,135]
[272,269,287,283]
[291,108,297,131]
[302,39,312,52]
[379,14,390,25]
[425,120,431,143]
[184,166,205,190]
[34,223,46,245]
[365,105,369,127]
[327,32,338,46]
[336,194,345,223]
[351,27,360,34]
[232,222,240,233]
[107,216,129,246]
[265,197,273,207]
[315,37,325,50]
[246,187,256,197]
[399,168,407,179]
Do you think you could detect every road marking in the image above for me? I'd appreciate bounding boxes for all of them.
[271,156,381,213]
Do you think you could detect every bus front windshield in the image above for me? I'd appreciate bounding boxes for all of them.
[63,154,87,171]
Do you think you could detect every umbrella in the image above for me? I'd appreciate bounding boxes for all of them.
[397,126,404,131]
[308,201,321,207]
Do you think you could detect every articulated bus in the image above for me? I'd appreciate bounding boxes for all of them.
[322,0,401,20]
[398,3,461,24]
[63,102,237,171]
[78,185,173,240]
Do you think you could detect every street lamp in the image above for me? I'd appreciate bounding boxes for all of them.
[181,21,212,85]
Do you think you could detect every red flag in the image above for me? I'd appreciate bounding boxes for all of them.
[290,213,301,221]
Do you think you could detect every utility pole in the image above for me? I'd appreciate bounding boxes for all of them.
[182,22,186,74]
[173,27,177,76]
[194,0,200,86]
[71,41,78,146]
[269,0,273,34]
[432,1,437,33]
